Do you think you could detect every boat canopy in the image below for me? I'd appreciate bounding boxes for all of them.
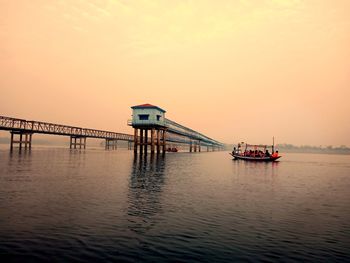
[238,143,275,152]
[244,144,273,148]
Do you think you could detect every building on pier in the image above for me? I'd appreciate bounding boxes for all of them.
[130,104,167,154]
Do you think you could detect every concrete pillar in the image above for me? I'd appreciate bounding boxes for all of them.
[10,132,14,150]
[144,129,148,153]
[24,134,27,149]
[151,128,155,154]
[29,134,32,149]
[162,130,166,153]
[157,130,160,153]
[19,133,23,150]
[134,128,138,154]
[140,129,144,154]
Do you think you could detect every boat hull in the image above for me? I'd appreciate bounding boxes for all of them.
[229,153,281,162]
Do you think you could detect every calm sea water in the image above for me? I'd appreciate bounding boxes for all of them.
[0,146,349,262]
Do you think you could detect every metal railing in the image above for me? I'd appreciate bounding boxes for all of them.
[1,115,224,147]
[126,117,223,147]
[0,116,134,141]
[165,118,223,147]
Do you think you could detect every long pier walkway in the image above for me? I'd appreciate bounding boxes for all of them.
[0,116,133,150]
[0,105,224,152]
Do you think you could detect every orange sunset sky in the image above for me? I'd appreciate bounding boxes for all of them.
[1,0,349,146]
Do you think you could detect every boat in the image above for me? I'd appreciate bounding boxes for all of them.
[230,141,281,162]
[166,147,178,152]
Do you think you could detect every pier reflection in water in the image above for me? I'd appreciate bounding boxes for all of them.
[0,147,350,262]
[128,155,166,235]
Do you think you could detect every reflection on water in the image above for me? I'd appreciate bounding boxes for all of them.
[0,148,350,262]
[128,155,166,234]
[7,150,32,176]
[232,159,279,177]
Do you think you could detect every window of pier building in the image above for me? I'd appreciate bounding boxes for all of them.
[157,115,161,121]
[138,114,149,120]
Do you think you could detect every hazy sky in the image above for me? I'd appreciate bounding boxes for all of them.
[1,0,349,146]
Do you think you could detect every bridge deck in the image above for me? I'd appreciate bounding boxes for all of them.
[0,116,133,141]
[0,115,224,147]
[165,118,222,147]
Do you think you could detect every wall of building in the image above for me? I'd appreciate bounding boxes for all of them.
[132,108,165,126]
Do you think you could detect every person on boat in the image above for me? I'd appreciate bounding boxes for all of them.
[232,147,236,155]
[265,149,270,157]
[272,150,279,158]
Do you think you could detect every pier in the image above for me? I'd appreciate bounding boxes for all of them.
[0,104,224,153]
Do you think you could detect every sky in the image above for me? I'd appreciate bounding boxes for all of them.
[1,0,349,146]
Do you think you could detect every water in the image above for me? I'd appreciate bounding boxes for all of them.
[0,146,350,262]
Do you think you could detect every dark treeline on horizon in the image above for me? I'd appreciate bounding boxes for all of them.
[276,144,350,155]
[227,143,350,155]
[1,136,350,154]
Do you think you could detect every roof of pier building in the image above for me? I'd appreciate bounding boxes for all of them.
[131,104,166,113]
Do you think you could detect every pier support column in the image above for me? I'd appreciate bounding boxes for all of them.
[144,130,148,153]
[10,131,33,150]
[198,141,201,152]
[134,129,138,154]
[140,129,144,154]
[10,132,14,150]
[151,128,155,154]
[70,136,86,149]
[162,130,166,154]
[133,127,165,155]
[19,133,23,150]
[29,133,32,149]
[190,141,192,152]
[105,139,118,150]
[157,130,160,154]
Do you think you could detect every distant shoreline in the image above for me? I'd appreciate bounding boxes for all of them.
[1,137,350,154]
[227,143,350,155]
[275,149,350,155]
[276,144,350,155]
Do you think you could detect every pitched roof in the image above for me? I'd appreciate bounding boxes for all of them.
[131,103,166,113]
[136,103,156,107]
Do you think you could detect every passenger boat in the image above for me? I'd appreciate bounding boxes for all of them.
[167,147,178,152]
[230,141,281,162]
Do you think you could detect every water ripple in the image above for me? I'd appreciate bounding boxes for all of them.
[0,148,349,261]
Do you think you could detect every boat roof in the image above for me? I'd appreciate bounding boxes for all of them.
[242,144,273,148]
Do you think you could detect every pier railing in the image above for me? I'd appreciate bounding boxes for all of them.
[0,115,225,150]
[0,116,133,141]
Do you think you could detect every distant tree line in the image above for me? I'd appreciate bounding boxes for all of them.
[276,144,350,155]
[224,143,350,155]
